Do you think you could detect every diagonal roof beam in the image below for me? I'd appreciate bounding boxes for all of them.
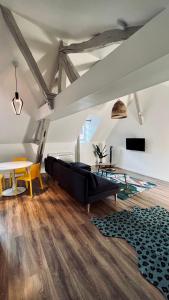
[49,51,59,91]
[60,26,142,53]
[0,5,56,109]
[37,7,169,121]
[60,52,80,83]
[49,41,63,91]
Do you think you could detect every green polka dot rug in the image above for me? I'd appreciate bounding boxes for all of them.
[91,206,169,299]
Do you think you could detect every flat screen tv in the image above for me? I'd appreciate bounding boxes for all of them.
[126,138,145,152]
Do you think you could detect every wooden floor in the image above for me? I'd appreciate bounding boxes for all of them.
[0,170,169,300]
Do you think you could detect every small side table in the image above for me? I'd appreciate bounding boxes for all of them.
[97,164,115,172]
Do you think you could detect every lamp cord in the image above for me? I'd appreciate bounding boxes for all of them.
[14,65,18,92]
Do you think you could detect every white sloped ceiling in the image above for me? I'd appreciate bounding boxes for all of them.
[1,0,169,144]
[0,10,60,143]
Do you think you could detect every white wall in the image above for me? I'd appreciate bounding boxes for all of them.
[0,143,37,176]
[106,84,169,181]
[80,142,108,166]
[44,142,99,166]
[0,142,76,174]
[80,143,96,166]
[0,10,61,144]
[0,143,37,162]
[43,142,107,166]
[44,142,76,159]
[47,110,88,143]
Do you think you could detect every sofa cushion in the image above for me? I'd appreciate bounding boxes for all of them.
[57,159,71,168]
[71,166,97,191]
[93,173,99,187]
[71,162,91,171]
[45,156,58,176]
[89,176,119,196]
[60,166,88,203]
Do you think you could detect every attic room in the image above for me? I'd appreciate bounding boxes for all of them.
[0,0,169,299]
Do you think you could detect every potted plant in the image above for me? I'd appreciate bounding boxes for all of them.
[93,144,108,164]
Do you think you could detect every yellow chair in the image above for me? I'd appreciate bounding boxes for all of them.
[0,174,5,195]
[16,163,43,197]
[10,157,28,186]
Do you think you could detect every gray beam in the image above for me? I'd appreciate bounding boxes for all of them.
[0,5,56,109]
[61,26,142,53]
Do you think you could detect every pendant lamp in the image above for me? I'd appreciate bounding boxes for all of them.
[111,100,127,119]
[12,62,23,115]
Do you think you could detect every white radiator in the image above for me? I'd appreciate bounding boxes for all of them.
[47,152,75,162]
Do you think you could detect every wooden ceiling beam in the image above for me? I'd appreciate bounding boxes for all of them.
[58,54,67,93]
[0,5,56,109]
[36,119,50,163]
[133,92,144,125]
[58,58,63,93]
[49,52,59,91]
[60,53,80,83]
[60,26,142,53]
[36,7,169,121]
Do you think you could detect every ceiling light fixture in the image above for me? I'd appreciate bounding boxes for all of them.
[111,100,127,119]
[12,61,23,115]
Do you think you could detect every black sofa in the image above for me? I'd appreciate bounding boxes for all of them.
[45,156,120,212]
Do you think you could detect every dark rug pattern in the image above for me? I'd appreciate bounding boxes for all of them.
[91,206,169,299]
[94,171,156,200]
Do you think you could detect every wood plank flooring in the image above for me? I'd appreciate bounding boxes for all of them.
[0,170,168,300]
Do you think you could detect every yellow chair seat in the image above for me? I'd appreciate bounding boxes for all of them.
[0,174,5,194]
[10,157,28,186]
[16,163,43,198]
[17,175,30,181]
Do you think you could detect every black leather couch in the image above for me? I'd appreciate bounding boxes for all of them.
[45,156,120,212]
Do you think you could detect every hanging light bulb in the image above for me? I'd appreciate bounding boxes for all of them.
[11,62,23,115]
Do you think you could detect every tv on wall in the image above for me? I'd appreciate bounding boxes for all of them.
[126,138,145,152]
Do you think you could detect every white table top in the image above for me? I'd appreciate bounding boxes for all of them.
[0,161,33,171]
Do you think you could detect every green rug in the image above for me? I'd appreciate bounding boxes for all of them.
[91,206,169,299]
[95,171,156,200]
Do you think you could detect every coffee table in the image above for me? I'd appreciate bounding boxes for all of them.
[99,168,116,177]
[0,161,33,196]
[97,164,115,172]
[110,172,128,189]
[99,169,128,189]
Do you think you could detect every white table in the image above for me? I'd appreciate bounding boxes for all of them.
[0,161,33,196]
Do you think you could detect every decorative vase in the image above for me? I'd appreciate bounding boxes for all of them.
[99,157,103,164]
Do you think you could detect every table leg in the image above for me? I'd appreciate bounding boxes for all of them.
[124,174,128,189]
[1,170,26,197]
[11,170,17,192]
